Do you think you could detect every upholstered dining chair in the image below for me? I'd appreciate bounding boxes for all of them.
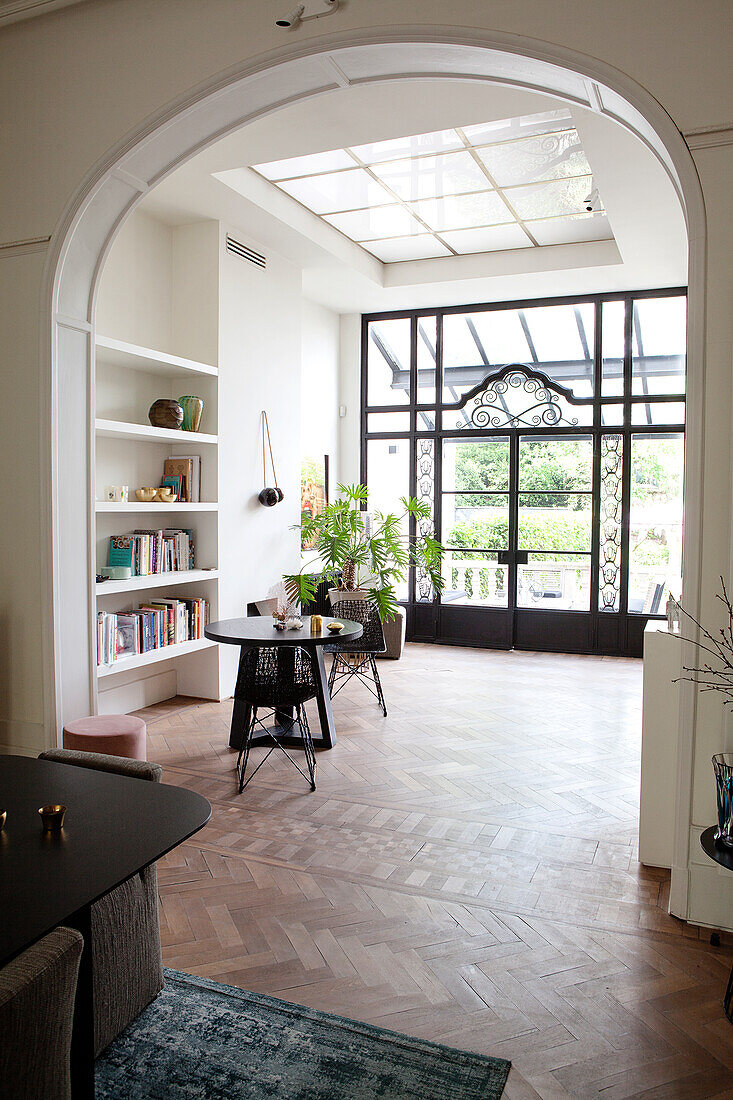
[234,645,318,792]
[0,926,83,1100]
[326,598,388,716]
[38,748,164,1055]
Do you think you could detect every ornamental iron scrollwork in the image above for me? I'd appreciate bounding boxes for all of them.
[416,438,435,601]
[599,434,623,611]
[452,363,593,430]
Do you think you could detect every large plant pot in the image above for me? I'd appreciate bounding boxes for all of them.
[328,588,369,606]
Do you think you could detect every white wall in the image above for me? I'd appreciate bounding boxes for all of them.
[96,209,173,351]
[217,223,303,691]
[301,298,340,493]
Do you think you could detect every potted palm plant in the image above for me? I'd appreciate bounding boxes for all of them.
[284,483,443,622]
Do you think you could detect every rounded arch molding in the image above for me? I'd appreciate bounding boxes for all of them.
[44,29,706,916]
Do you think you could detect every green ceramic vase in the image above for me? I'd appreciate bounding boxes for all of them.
[179,395,204,432]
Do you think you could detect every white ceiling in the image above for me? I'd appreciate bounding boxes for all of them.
[140,79,687,314]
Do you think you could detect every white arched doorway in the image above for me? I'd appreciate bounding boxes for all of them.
[44,31,706,918]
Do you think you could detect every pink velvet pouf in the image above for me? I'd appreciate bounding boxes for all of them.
[62,714,147,760]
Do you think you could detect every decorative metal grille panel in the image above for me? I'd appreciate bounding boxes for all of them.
[453,364,592,430]
[599,434,623,611]
[416,438,435,601]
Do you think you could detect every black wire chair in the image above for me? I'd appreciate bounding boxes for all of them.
[326,599,388,716]
[234,646,317,792]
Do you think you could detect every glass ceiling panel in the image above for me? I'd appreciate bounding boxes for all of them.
[440,224,531,255]
[505,175,596,220]
[475,130,590,188]
[461,109,573,145]
[528,213,613,246]
[324,204,425,241]
[408,190,512,231]
[255,149,355,180]
[278,169,391,214]
[350,128,463,164]
[363,235,452,262]
[369,151,490,202]
[251,110,613,264]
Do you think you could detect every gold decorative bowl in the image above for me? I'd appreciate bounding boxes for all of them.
[135,487,157,502]
[155,487,178,502]
[38,804,66,832]
[327,621,344,633]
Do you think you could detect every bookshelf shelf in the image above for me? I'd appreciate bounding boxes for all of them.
[95,502,218,513]
[96,637,218,678]
[95,335,218,378]
[95,418,218,445]
[96,568,219,596]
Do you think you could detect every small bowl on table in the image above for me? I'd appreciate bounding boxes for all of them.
[38,804,66,832]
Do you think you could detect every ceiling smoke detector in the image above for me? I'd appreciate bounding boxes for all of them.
[275,0,339,29]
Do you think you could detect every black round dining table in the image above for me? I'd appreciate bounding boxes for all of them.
[205,615,363,750]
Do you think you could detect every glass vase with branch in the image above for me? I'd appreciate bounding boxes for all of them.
[284,483,444,623]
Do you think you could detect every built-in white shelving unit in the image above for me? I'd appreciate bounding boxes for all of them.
[93,329,221,712]
[96,501,219,513]
[97,638,218,678]
[95,568,220,597]
[95,335,218,378]
[95,418,218,446]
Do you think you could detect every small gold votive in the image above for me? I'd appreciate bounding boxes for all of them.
[39,804,66,832]
[310,614,323,633]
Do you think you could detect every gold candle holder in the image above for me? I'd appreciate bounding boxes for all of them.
[38,804,66,832]
[310,614,323,633]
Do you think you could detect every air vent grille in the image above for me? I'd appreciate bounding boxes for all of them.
[226,234,266,269]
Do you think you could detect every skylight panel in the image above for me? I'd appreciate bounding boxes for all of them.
[245,110,612,263]
[278,168,392,214]
[362,236,452,262]
[504,175,596,220]
[475,130,591,188]
[324,204,425,241]
[528,213,613,246]
[408,190,512,231]
[349,129,462,164]
[462,109,572,146]
[254,149,355,180]
[369,151,490,202]
[439,224,531,255]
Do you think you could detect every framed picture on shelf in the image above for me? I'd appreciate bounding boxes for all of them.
[300,455,329,551]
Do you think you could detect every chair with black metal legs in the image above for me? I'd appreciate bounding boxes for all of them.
[234,645,318,792]
[326,598,388,716]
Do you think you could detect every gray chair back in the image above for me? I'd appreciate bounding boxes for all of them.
[0,926,83,1100]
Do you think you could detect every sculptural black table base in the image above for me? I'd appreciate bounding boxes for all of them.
[204,616,363,751]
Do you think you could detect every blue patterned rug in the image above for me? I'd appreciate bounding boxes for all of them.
[96,968,510,1098]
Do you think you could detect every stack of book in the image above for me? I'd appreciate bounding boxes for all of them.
[97,596,209,666]
[108,529,195,575]
[163,456,201,503]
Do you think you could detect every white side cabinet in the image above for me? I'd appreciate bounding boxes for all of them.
[639,621,682,868]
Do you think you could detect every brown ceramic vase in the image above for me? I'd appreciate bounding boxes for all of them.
[148,399,184,430]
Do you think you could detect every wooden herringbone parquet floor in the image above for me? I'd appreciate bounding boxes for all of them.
[140,644,733,1099]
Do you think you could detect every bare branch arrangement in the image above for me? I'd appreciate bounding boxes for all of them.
[673,577,733,705]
